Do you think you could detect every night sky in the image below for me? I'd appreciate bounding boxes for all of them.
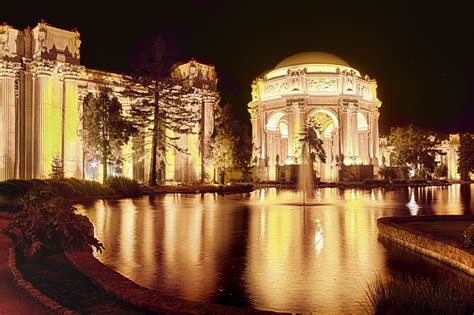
[3,0,473,135]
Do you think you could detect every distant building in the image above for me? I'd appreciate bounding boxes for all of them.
[248,52,382,181]
[0,21,219,182]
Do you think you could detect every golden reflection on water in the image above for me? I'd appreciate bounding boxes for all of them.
[76,184,473,313]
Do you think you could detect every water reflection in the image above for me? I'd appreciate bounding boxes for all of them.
[76,184,474,313]
[406,188,421,215]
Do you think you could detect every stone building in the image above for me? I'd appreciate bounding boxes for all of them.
[0,21,218,182]
[248,52,382,181]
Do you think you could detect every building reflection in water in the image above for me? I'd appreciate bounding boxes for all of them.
[76,184,473,313]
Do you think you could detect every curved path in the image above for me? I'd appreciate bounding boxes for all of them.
[0,218,48,314]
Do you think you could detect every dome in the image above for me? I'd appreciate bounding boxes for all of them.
[275,52,350,69]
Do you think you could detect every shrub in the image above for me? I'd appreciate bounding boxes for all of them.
[4,190,104,257]
[463,224,474,248]
[48,180,77,198]
[104,176,142,197]
[364,273,472,315]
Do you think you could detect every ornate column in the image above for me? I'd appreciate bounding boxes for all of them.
[350,104,359,158]
[59,63,82,178]
[285,104,295,161]
[249,103,262,164]
[0,61,21,180]
[340,102,350,159]
[371,109,380,164]
[30,60,56,178]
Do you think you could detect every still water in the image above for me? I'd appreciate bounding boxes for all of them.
[77,184,473,313]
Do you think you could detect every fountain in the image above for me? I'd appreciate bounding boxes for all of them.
[298,142,314,205]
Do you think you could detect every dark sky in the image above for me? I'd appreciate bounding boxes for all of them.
[3,0,473,134]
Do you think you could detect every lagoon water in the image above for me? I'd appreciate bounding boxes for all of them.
[77,184,474,313]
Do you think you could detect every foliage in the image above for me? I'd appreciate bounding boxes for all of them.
[81,91,137,183]
[299,117,327,166]
[124,36,202,186]
[463,224,474,248]
[50,154,64,179]
[387,125,442,179]
[433,163,448,179]
[104,176,142,197]
[4,190,104,257]
[364,273,472,315]
[457,133,474,181]
[210,104,252,184]
[378,166,398,180]
[0,179,114,210]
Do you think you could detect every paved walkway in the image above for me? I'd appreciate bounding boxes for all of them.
[0,218,48,315]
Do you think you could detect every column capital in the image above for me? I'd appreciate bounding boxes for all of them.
[29,59,57,76]
[350,103,359,113]
[0,60,21,78]
[372,109,380,118]
[58,63,84,80]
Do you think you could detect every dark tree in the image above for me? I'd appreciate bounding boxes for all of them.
[457,133,474,181]
[81,91,136,182]
[299,117,327,166]
[210,104,252,184]
[124,37,199,186]
[50,154,64,179]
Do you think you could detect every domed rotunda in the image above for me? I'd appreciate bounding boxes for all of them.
[248,52,382,181]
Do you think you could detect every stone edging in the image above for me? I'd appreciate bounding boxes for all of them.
[7,246,78,314]
[65,251,286,314]
[377,215,474,276]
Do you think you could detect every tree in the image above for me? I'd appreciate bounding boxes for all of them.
[457,133,474,181]
[124,37,200,186]
[81,91,136,182]
[299,117,327,167]
[50,154,64,179]
[388,125,441,179]
[433,163,448,179]
[210,104,238,184]
[234,124,253,181]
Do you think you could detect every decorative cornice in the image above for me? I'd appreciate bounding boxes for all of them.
[29,59,57,76]
[58,63,83,80]
[0,60,21,77]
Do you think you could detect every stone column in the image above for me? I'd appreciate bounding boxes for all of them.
[31,60,56,178]
[351,104,359,158]
[295,103,306,160]
[249,103,262,164]
[340,103,350,159]
[371,109,380,164]
[286,106,294,161]
[59,64,82,178]
[0,61,20,180]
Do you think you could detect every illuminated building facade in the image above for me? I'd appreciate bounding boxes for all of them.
[0,21,218,182]
[249,52,382,181]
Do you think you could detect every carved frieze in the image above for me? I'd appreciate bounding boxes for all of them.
[265,80,288,98]
[307,78,337,92]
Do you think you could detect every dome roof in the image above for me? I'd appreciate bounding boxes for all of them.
[275,52,350,69]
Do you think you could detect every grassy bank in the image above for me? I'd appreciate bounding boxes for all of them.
[365,273,473,314]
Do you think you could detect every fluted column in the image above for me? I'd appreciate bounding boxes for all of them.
[286,106,294,161]
[0,61,20,180]
[371,109,380,164]
[350,104,359,158]
[340,103,350,160]
[60,64,82,178]
[31,60,56,178]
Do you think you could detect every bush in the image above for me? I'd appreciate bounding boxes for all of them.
[463,224,474,248]
[364,273,472,315]
[104,176,142,197]
[4,190,104,257]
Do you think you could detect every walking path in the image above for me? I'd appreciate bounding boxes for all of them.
[0,218,48,315]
